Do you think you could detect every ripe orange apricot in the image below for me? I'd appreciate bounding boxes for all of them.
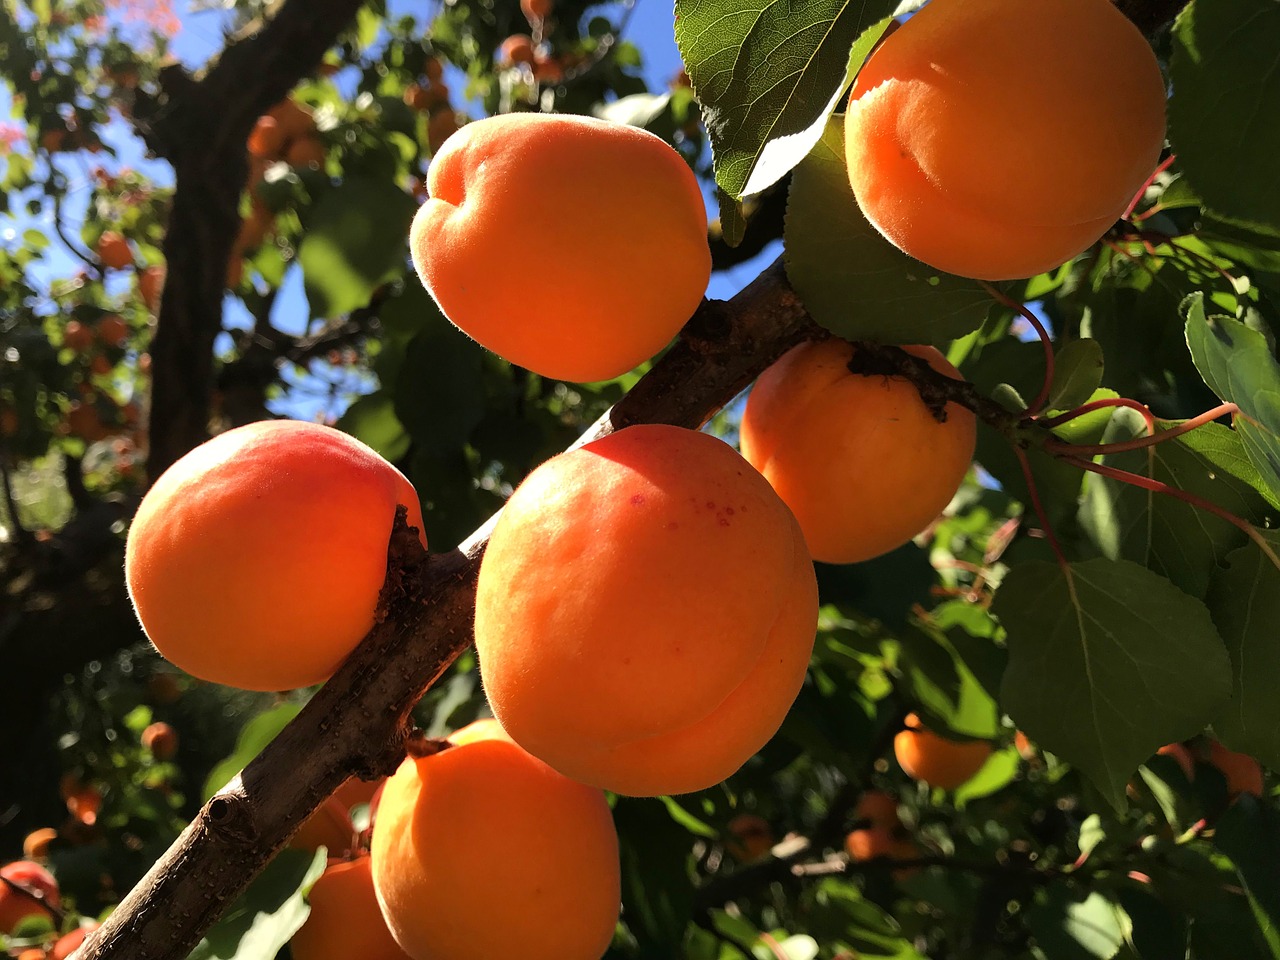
[371,719,620,960]
[497,34,536,67]
[22,828,57,861]
[138,264,164,312]
[521,0,553,21]
[475,424,818,796]
[843,0,1166,280]
[49,923,99,960]
[740,338,975,564]
[853,790,899,831]
[290,798,356,856]
[844,827,919,880]
[291,857,410,960]
[410,113,711,382]
[894,714,993,791]
[96,231,133,270]
[1206,741,1264,799]
[124,420,426,691]
[1156,742,1194,780]
[0,861,60,935]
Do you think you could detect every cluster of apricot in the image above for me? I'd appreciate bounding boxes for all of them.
[402,58,460,155]
[0,854,98,959]
[843,0,1167,280]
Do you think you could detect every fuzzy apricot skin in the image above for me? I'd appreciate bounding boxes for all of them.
[410,113,711,382]
[844,0,1167,281]
[893,714,993,791]
[125,420,426,691]
[739,338,976,564]
[371,719,620,960]
[291,857,411,960]
[475,424,818,796]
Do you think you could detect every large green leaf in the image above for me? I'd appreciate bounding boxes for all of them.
[993,558,1231,809]
[187,849,325,960]
[1080,417,1277,597]
[1027,888,1132,960]
[1215,798,1280,957]
[299,175,417,318]
[785,119,994,344]
[675,1,895,198]
[614,798,697,957]
[1206,532,1280,769]
[338,393,411,462]
[1169,0,1280,233]
[1185,294,1280,504]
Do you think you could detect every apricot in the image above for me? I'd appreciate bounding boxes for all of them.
[739,338,975,564]
[49,923,98,960]
[1206,741,1264,799]
[0,861,60,935]
[63,320,94,352]
[410,113,710,382]
[521,0,553,21]
[22,828,57,861]
[247,116,285,159]
[98,314,128,347]
[894,714,993,791]
[267,99,315,140]
[844,827,919,880]
[286,136,326,169]
[65,785,102,826]
[290,857,409,960]
[124,420,426,691]
[371,719,619,960]
[96,231,133,270]
[1156,742,1194,781]
[289,798,356,856]
[853,790,899,831]
[726,814,773,862]
[843,0,1167,280]
[475,424,818,796]
[138,264,164,312]
[141,721,178,760]
[497,34,536,67]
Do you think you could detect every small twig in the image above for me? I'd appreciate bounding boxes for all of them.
[1044,402,1237,456]
[980,281,1054,419]
[1040,397,1155,434]
[1013,446,1070,570]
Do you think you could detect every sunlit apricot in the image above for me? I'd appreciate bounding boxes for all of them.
[290,799,355,856]
[521,0,553,21]
[65,784,102,826]
[476,424,818,796]
[740,338,975,564]
[497,35,535,67]
[1207,741,1264,799]
[96,231,133,270]
[125,420,426,691]
[0,861,60,935]
[411,113,710,382]
[843,0,1166,280]
[290,857,409,960]
[49,923,98,960]
[893,714,992,791]
[371,719,619,960]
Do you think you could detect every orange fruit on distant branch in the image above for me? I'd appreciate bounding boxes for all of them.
[96,231,133,270]
[893,714,992,790]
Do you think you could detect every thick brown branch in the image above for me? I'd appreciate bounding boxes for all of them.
[144,0,366,480]
[75,258,817,960]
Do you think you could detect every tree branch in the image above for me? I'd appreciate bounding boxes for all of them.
[75,258,817,960]
[142,0,367,481]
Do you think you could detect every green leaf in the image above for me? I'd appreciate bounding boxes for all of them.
[675,1,895,198]
[1214,797,1280,956]
[952,747,1019,807]
[1185,295,1280,504]
[1047,340,1104,412]
[1169,0,1280,232]
[993,558,1231,809]
[1206,532,1280,769]
[785,119,995,344]
[187,849,325,960]
[203,703,304,801]
[338,393,411,462]
[1079,418,1277,597]
[298,176,416,319]
[1028,889,1131,960]
[715,189,747,249]
[392,324,486,459]
[614,798,696,955]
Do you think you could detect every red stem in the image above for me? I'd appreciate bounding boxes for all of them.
[1122,154,1177,222]
[1045,402,1237,456]
[1040,397,1155,435]
[1060,455,1280,569]
[980,281,1054,419]
[1013,445,1070,570]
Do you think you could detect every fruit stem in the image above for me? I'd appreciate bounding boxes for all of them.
[979,281,1054,419]
[1058,455,1280,570]
[1040,397,1155,435]
[1013,445,1070,570]
[1044,402,1237,456]
[1122,153,1176,222]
